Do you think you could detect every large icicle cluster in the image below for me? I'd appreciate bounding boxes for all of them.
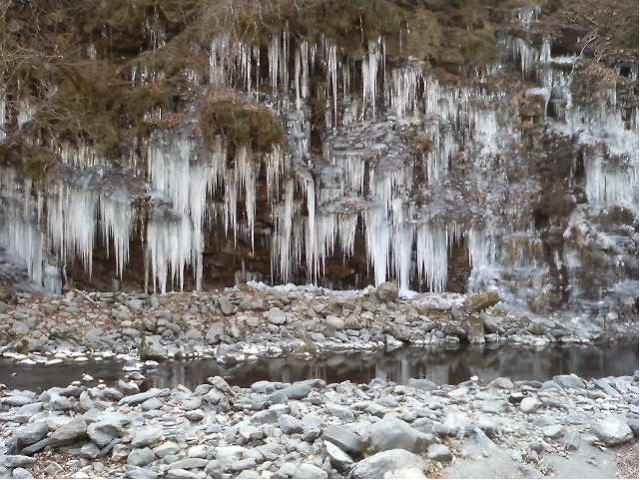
[0,9,637,311]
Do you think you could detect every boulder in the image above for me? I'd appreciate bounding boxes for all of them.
[366,417,431,454]
[591,415,633,446]
[520,396,542,414]
[50,419,87,446]
[266,307,287,325]
[127,448,156,467]
[206,323,224,345]
[323,441,353,470]
[15,422,48,449]
[350,449,426,479]
[293,463,328,479]
[321,425,365,456]
[375,282,399,303]
[427,444,452,462]
[139,335,167,362]
[464,291,499,313]
[553,374,585,390]
[87,414,130,447]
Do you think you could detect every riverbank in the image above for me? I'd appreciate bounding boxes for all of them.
[1,283,636,364]
[1,368,637,479]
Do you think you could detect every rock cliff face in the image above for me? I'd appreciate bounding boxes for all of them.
[0,1,637,327]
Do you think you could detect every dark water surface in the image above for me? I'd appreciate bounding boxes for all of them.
[1,343,637,392]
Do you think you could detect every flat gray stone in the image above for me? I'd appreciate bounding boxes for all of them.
[118,388,168,406]
[321,425,365,456]
[127,448,156,467]
[591,415,633,446]
[350,449,426,479]
[50,419,87,446]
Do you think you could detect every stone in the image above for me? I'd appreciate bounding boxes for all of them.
[553,374,585,390]
[427,444,452,462]
[321,425,365,456]
[87,414,129,447]
[250,410,278,426]
[154,442,180,458]
[367,417,430,454]
[11,468,32,479]
[166,458,208,470]
[219,297,236,316]
[349,449,426,479]
[0,456,35,469]
[322,401,353,421]
[591,415,633,446]
[141,398,163,411]
[118,388,168,406]
[80,442,101,459]
[50,419,87,446]
[131,427,163,448]
[266,307,287,325]
[206,323,224,345]
[293,463,327,479]
[187,445,208,459]
[205,461,223,478]
[278,414,303,434]
[325,315,344,330]
[127,448,156,467]
[542,425,565,439]
[20,438,50,456]
[229,458,256,472]
[407,378,437,391]
[215,446,247,464]
[376,282,399,303]
[323,441,353,470]
[139,336,167,362]
[236,470,260,479]
[487,377,514,389]
[464,291,500,313]
[125,466,158,479]
[520,396,542,414]
[45,392,72,411]
[15,422,48,449]
[166,468,205,479]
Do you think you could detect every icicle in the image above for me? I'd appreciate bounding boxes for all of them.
[362,38,382,118]
[99,196,132,279]
[416,223,448,292]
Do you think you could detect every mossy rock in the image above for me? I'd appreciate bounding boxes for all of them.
[199,91,284,153]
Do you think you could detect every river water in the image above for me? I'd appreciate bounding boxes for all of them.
[2,343,637,392]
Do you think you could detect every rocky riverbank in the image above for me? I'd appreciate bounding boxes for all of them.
[1,283,636,364]
[0,368,638,479]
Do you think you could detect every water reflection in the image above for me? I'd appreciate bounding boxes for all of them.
[1,343,637,392]
[149,343,639,390]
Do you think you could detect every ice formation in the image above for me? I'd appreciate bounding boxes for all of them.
[0,12,637,309]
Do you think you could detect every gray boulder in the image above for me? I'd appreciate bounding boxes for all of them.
[131,427,163,448]
[376,282,399,303]
[321,425,365,456]
[266,307,287,325]
[293,463,327,479]
[553,374,585,390]
[87,414,130,447]
[139,336,167,362]
[15,422,48,449]
[591,415,633,446]
[427,444,452,462]
[206,323,224,345]
[323,441,353,470]
[366,417,431,454]
[350,449,426,479]
[127,448,156,467]
[50,419,87,446]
